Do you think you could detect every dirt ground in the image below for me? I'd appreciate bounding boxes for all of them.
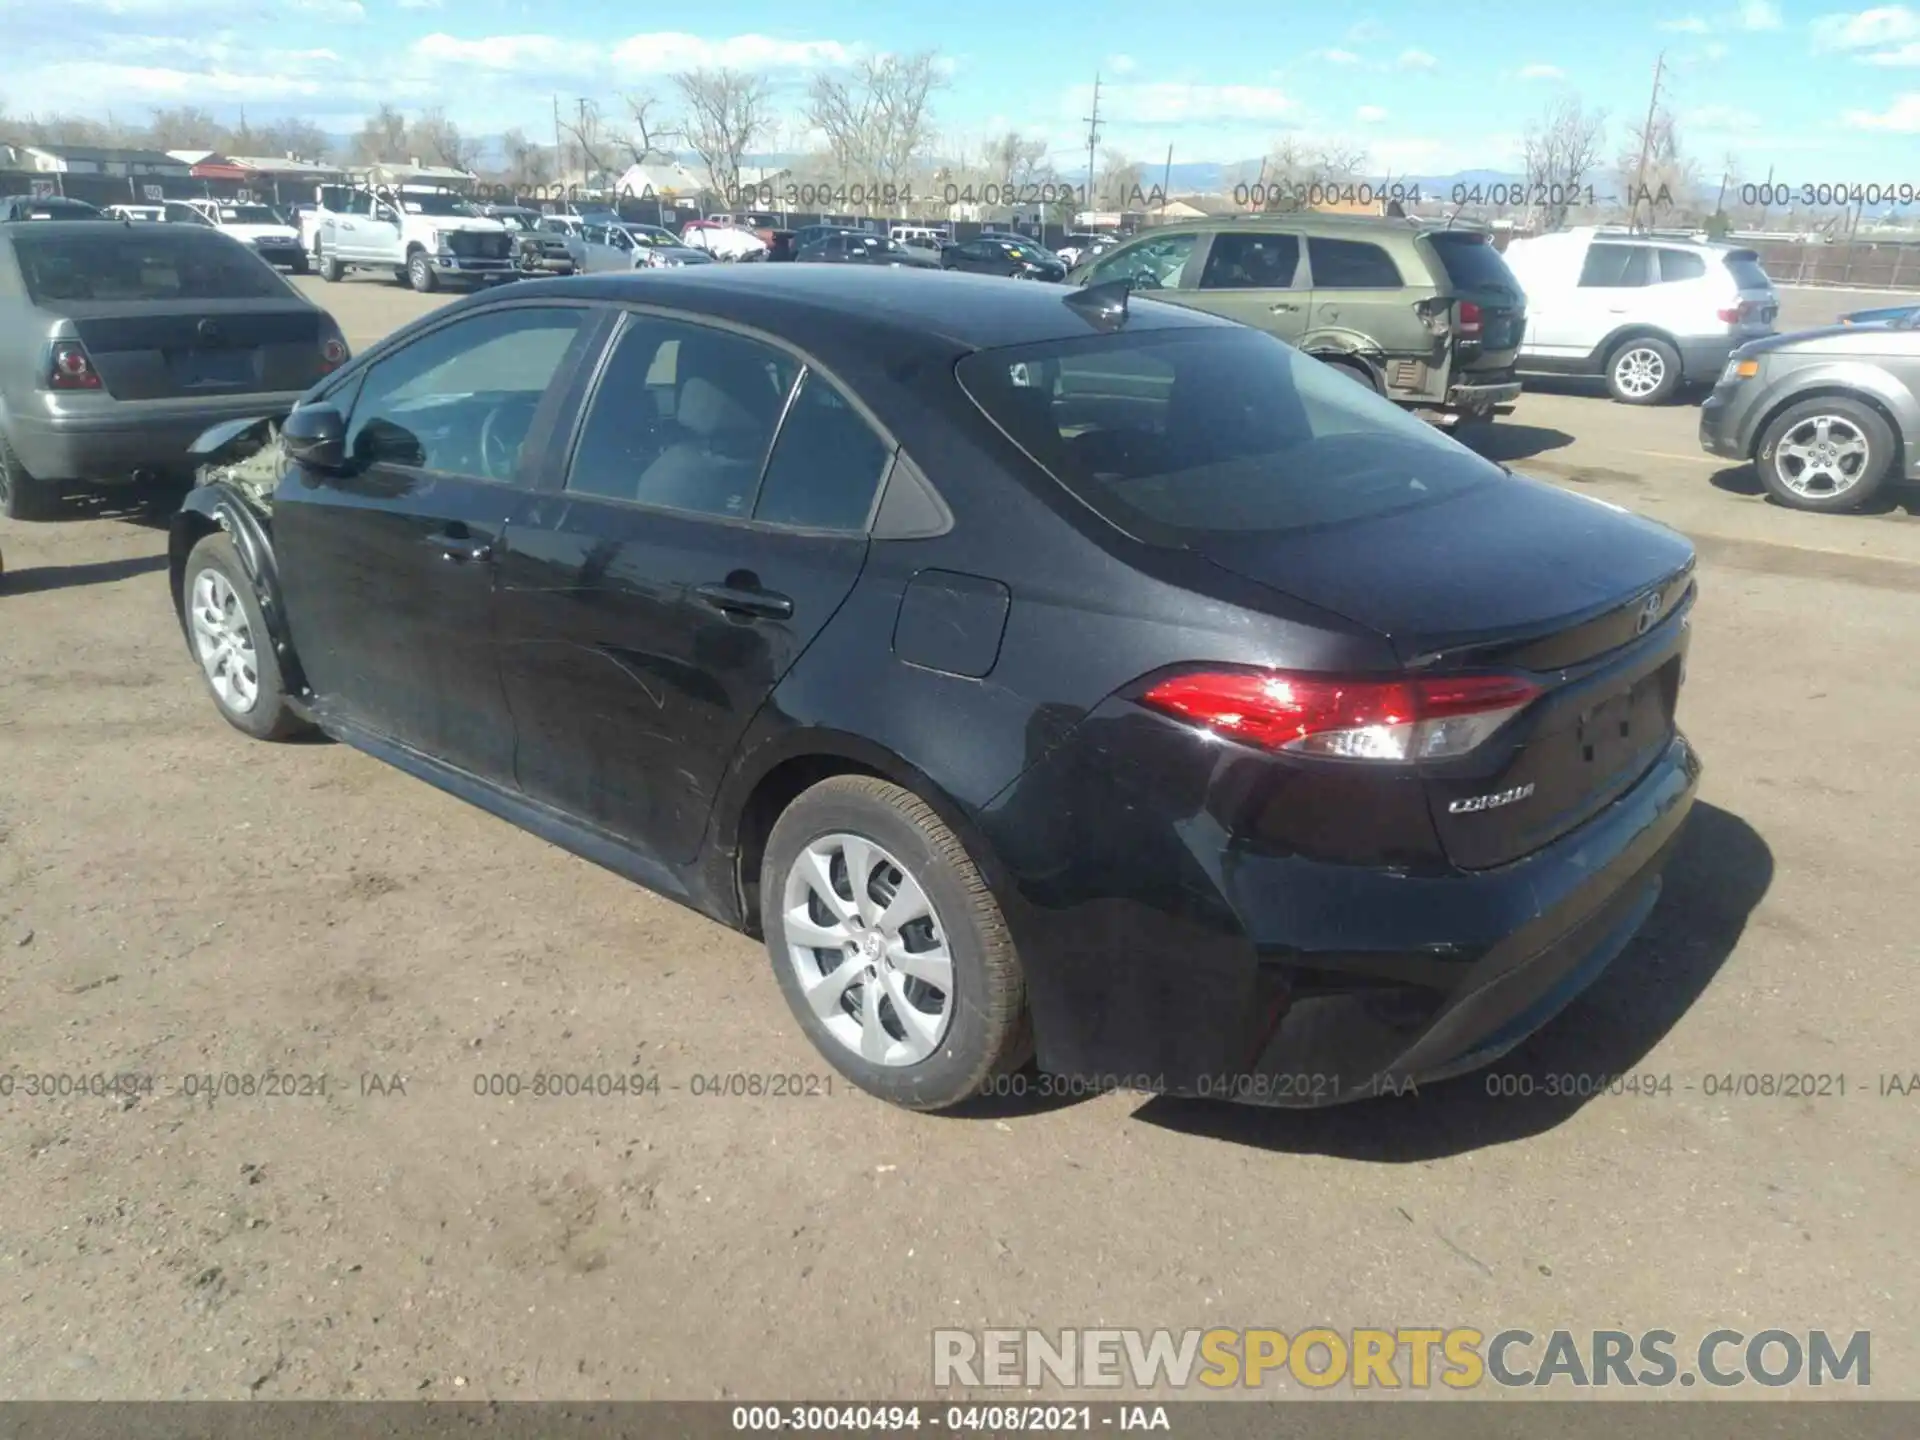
[0,276,1916,1401]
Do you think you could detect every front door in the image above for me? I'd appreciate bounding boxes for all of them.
[362,197,406,265]
[493,311,891,864]
[273,302,602,783]
[1176,231,1307,342]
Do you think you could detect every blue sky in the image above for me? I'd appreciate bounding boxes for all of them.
[6,0,1920,180]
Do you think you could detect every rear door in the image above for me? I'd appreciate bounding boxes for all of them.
[1303,234,1427,361]
[273,301,602,782]
[492,310,887,865]
[1175,231,1308,342]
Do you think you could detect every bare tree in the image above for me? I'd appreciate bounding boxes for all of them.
[256,116,332,162]
[613,92,680,168]
[145,106,226,151]
[351,104,410,165]
[499,128,555,190]
[1095,147,1145,210]
[1256,137,1371,211]
[675,67,774,202]
[804,52,945,208]
[1615,106,1698,227]
[411,107,479,171]
[1521,95,1607,230]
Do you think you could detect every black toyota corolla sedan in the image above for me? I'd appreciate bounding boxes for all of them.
[168,266,1700,1112]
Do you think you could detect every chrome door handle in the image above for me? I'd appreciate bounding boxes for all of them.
[694,582,793,619]
[1270,302,1299,312]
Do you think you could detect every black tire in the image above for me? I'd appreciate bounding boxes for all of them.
[317,247,343,283]
[0,430,60,521]
[1605,336,1682,405]
[761,776,1030,1111]
[407,251,439,293]
[289,251,309,276]
[1754,395,1896,513]
[179,533,311,742]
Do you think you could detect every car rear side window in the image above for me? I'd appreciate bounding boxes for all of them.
[958,326,1499,540]
[566,315,798,518]
[1423,231,1522,292]
[1578,243,1652,287]
[1306,237,1402,289]
[11,229,289,303]
[1655,248,1707,281]
[1723,250,1772,289]
[753,371,893,530]
[1198,234,1301,289]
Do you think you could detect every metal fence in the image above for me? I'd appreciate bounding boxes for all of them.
[1748,238,1920,290]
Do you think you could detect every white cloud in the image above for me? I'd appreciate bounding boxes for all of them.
[1705,39,1733,56]
[1738,0,1783,26]
[607,32,856,72]
[1397,48,1438,69]
[1844,91,1920,125]
[1065,82,1298,124]
[1811,3,1920,48]
[396,0,442,9]
[411,31,595,72]
[1518,62,1565,78]
[13,60,343,103]
[1861,38,1920,57]
[1314,48,1363,64]
[1104,53,1138,74]
[1355,104,1388,122]
[1660,14,1712,29]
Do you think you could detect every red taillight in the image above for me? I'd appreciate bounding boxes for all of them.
[1455,299,1483,339]
[48,340,102,390]
[1717,305,1741,324]
[320,335,348,371]
[1141,670,1542,762]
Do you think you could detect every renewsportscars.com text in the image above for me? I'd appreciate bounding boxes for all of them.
[933,1327,1870,1390]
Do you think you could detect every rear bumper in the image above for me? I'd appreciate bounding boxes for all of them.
[5,392,310,484]
[981,708,1701,1105]
[1446,373,1522,411]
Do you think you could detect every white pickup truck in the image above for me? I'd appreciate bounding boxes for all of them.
[308,184,516,292]
[166,198,308,272]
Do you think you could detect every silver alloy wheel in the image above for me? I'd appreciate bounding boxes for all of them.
[1773,413,1871,497]
[188,568,261,714]
[1613,345,1667,398]
[780,832,954,1066]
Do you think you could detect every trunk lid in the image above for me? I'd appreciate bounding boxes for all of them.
[67,301,324,401]
[1192,475,1696,869]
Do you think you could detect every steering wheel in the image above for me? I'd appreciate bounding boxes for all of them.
[477,399,529,480]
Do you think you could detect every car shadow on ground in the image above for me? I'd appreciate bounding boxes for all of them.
[1456,422,1576,464]
[0,553,167,595]
[1710,464,1920,518]
[1122,801,1770,1159]
[53,485,186,530]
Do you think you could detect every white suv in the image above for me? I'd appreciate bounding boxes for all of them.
[1502,228,1778,403]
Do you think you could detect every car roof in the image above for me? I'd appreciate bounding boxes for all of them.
[492,265,1234,353]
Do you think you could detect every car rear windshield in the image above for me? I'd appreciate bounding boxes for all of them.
[1424,231,1523,293]
[12,229,290,303]
[957,325,1502,542]
[1722,249,1772,290]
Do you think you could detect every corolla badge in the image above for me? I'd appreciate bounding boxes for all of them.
[1448,782,1536,815]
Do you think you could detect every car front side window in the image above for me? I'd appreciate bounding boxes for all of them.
[1087,234,1195,290]
[341,306,590,480]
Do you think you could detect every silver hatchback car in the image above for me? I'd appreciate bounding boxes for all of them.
[1699,319,1920,511]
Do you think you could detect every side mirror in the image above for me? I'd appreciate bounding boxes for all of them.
[281,404,347,472]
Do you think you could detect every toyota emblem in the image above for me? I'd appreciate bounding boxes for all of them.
[1634,591,1663,635]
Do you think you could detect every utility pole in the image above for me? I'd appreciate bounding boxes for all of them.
[1083,74,1103,216]
[1161,143,1174,208]
[578,97,592,195]
[1629,50,1666,232]
[552,94,564,195]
